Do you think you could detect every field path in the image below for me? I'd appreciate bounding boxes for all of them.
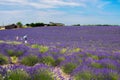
[53,66,73,80]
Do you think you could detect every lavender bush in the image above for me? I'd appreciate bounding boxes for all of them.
[4,69,31,80]
[21,55,39,66]
[32,69,54,80]
[0,54,9,65]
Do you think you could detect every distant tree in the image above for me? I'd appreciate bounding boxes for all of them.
[16,22,23,28]
[30,23,36,27]
[26,24,29,26]
[35,22,45,27]
[26,22,45,27]
[26,22,66,27]
[73,24,80,26]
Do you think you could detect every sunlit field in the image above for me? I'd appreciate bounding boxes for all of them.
[0,26,120,80]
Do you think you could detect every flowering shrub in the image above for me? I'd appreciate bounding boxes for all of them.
[4,69,30,80]
[39,56,55,66]
[0,74,3,80]
[32,69,54,80]
[7,49,24,57]
[62,63,77,74]
[54,57,65,66]
[39,45,49,53]
[74,71,93,80]
[0,54,9,65]
[21,55,38,66]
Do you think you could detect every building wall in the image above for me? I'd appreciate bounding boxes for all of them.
[0,27,5,30]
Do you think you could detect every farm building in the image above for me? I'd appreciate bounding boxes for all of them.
[4,24,19,29]
[0,26,5,30]
[49,22,65,26]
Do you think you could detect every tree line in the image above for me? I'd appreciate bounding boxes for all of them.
[16,22,65,28]
[1,21,119,29]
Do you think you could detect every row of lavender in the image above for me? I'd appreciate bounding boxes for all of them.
[0,42,120,80]
[0,26,120,50]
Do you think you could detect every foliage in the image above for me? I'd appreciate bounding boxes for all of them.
[21,55,38,66]
[62,63,77,74]
[78,59,83,63]
[0,74,3,80]
[4,69,30,80]
[72,24,80,26]
[69,48,81,53]
[33,69,54,80]
[26,22,45,27]
[91,62,103,69]
[86,53,99,60]
[104,63,116,70]
[7,50,23,57]
[90,55,99,60]
[10,56,18,64]
[31,44,49,53]
[31,44,40,48]
[16,22,23,28]
[7,49,14,56]
[39,45,49,53]
[94,72,120,80]
[54,57,65,66]
[0,54,9,65]
[39,56,55,66]
[60,48,67,54]
[74,71,93,80]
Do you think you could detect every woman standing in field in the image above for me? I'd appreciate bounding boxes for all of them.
[23,35,28,43]
[15,36,19,40]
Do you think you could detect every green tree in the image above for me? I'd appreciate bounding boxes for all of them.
[16,22,23,28]
[26,24,30,26]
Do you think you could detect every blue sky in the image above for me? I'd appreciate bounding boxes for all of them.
[0,0,120,25]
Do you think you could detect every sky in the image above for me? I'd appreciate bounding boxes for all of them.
[0,0,120,25]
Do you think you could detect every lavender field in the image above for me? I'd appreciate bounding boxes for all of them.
[0,26,120,80]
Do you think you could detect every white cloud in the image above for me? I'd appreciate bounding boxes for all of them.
[0,10,23,15]
[41,0,82,7]
[28,2,55,9]
[0,0,119,25]
[0,0,28,6]
[0,10,25,25]
[0,9,120,25]
[0,9,67,25]
[0,0,111,9]
[0,0,27,4]
[0,0,84,9]
[70,0,110,9]
[97,1,111,9]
